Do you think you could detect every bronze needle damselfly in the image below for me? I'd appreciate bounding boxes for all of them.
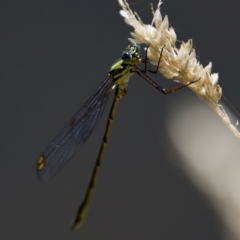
[37,44,198,230]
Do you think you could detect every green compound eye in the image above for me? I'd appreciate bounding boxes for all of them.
[122,52,132,63]
[129,46,135,54]
[129,44,140,54]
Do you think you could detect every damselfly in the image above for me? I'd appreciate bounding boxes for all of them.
[37,44,198,230]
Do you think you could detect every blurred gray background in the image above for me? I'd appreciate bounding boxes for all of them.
[1,0,240,239]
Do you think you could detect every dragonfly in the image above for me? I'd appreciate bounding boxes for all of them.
[37,44,198,230]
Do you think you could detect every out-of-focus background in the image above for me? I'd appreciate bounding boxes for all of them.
[1,0,240,239]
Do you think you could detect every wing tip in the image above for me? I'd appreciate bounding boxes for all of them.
[36,155,50,182]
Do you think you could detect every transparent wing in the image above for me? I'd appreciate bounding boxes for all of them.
[37,76,115,181]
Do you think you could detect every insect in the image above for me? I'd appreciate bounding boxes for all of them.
[37,44,197,229]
